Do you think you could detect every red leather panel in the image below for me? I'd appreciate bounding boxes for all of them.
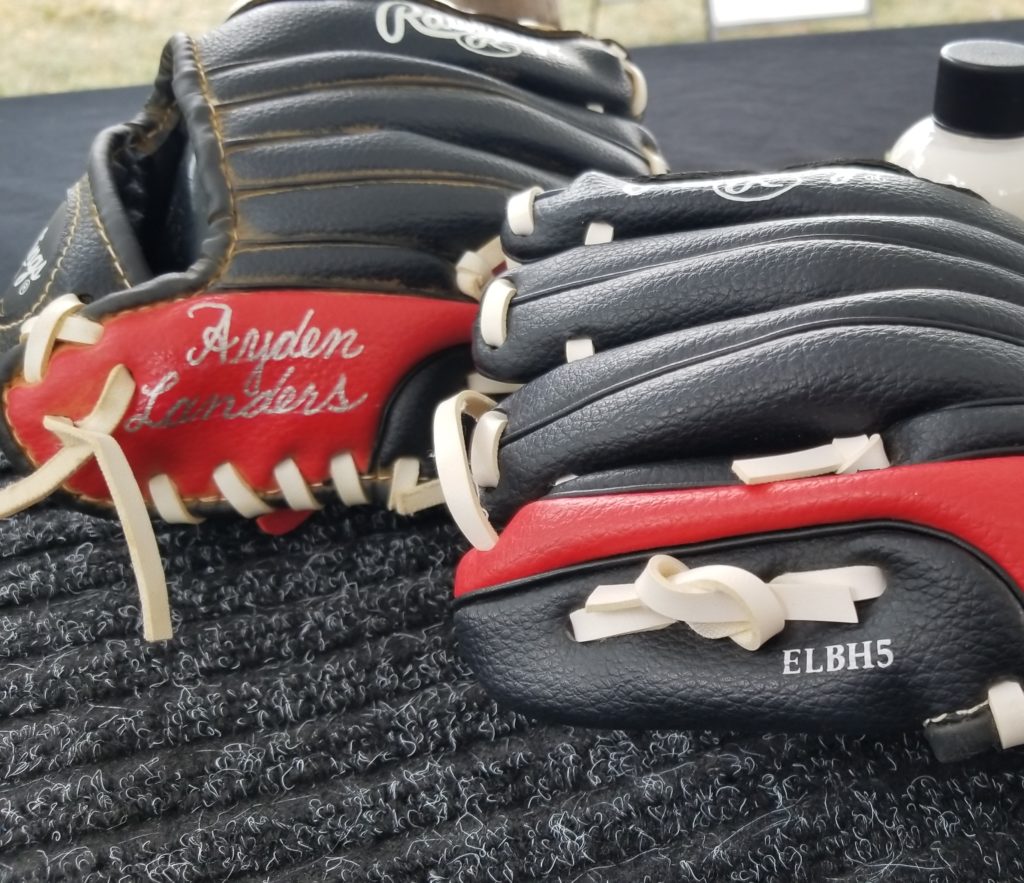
[5,291,475,505]
[256,510,315,535]
[455,457,1024,597]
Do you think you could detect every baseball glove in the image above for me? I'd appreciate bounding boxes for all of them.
[0,0,663,640]
[435,162,1024,761]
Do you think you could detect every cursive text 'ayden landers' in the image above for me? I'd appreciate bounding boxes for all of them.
[123,302,369,433]
[124,367,368,432]
[184,302,364,395]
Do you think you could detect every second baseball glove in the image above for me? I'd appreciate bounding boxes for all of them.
[436,162,1024,761]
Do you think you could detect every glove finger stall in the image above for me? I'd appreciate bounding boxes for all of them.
[500,164,1024,263]
[476,235,1024,381]
[483,318,1024,519]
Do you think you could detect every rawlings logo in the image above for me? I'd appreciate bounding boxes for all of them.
[11,228,48,296]
[124,303,368,432]
[375,1,522,58]
[711,169,858,203]
[712,174,803,203]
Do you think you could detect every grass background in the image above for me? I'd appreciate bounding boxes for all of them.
[0,0,1021,96]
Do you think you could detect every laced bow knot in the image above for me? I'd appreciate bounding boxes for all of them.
[571,556,887,650]
[1,325,174,640]
[635,557,787,651]
[2,294,175,638]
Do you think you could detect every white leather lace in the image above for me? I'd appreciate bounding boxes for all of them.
[732,435,890,484]
[456,235,507,300]
[433,389,500,550]
[1,294,442,640]
[571,556,886,650]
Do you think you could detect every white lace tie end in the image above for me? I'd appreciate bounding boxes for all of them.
[732,435,890,485]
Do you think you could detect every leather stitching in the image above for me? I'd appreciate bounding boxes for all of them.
[0,180,84,332]
[212,74,517,109]
[232,172,527,194]
[86,179,131,289]
[189,36,238,287]
[134,101,180,152]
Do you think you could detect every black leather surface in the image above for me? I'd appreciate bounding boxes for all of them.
[456,525,1024,733]
[478,164,1024,379]
[223,0,641,115]
[2,183,129,329]
[487,312,1024,519]
[545,399,1024,499]
[925,701,1003,762]
[373,346,475,471]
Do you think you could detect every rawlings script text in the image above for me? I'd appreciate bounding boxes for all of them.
[124,303,368,432]
[375,1,522,58]
[12,227,48,296]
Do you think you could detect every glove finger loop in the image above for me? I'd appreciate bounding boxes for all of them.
[643,142,669,174]
[601,41,648,118]
[433,390,499,550]
[466,372,522,396]
[480,278,517,348]
[622,58,649,117]
[506,186,543,237]
[470,409,507,488]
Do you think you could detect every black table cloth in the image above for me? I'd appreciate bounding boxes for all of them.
[2,19,1024,883]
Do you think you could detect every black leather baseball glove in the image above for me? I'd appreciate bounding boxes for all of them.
[0,0,663,640]
[435,162,1024,762]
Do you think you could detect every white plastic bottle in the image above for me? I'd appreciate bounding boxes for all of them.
[889,39,1024,219]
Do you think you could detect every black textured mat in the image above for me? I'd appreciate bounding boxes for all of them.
[3,20,1024,882]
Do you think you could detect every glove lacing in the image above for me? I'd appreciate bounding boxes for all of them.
[1,295,172,639]
[0,294,443,641]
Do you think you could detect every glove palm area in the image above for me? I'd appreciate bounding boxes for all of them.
[439,163,1024,762]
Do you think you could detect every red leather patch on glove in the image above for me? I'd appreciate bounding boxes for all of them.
[455,457,1024,598]
[5,290,476,504]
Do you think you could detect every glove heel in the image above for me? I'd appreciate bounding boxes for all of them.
[454,458,1024,757]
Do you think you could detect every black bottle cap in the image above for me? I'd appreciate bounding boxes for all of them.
[933,39,1024,139]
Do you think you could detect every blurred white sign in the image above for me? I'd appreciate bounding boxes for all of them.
[709,0,870,28]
